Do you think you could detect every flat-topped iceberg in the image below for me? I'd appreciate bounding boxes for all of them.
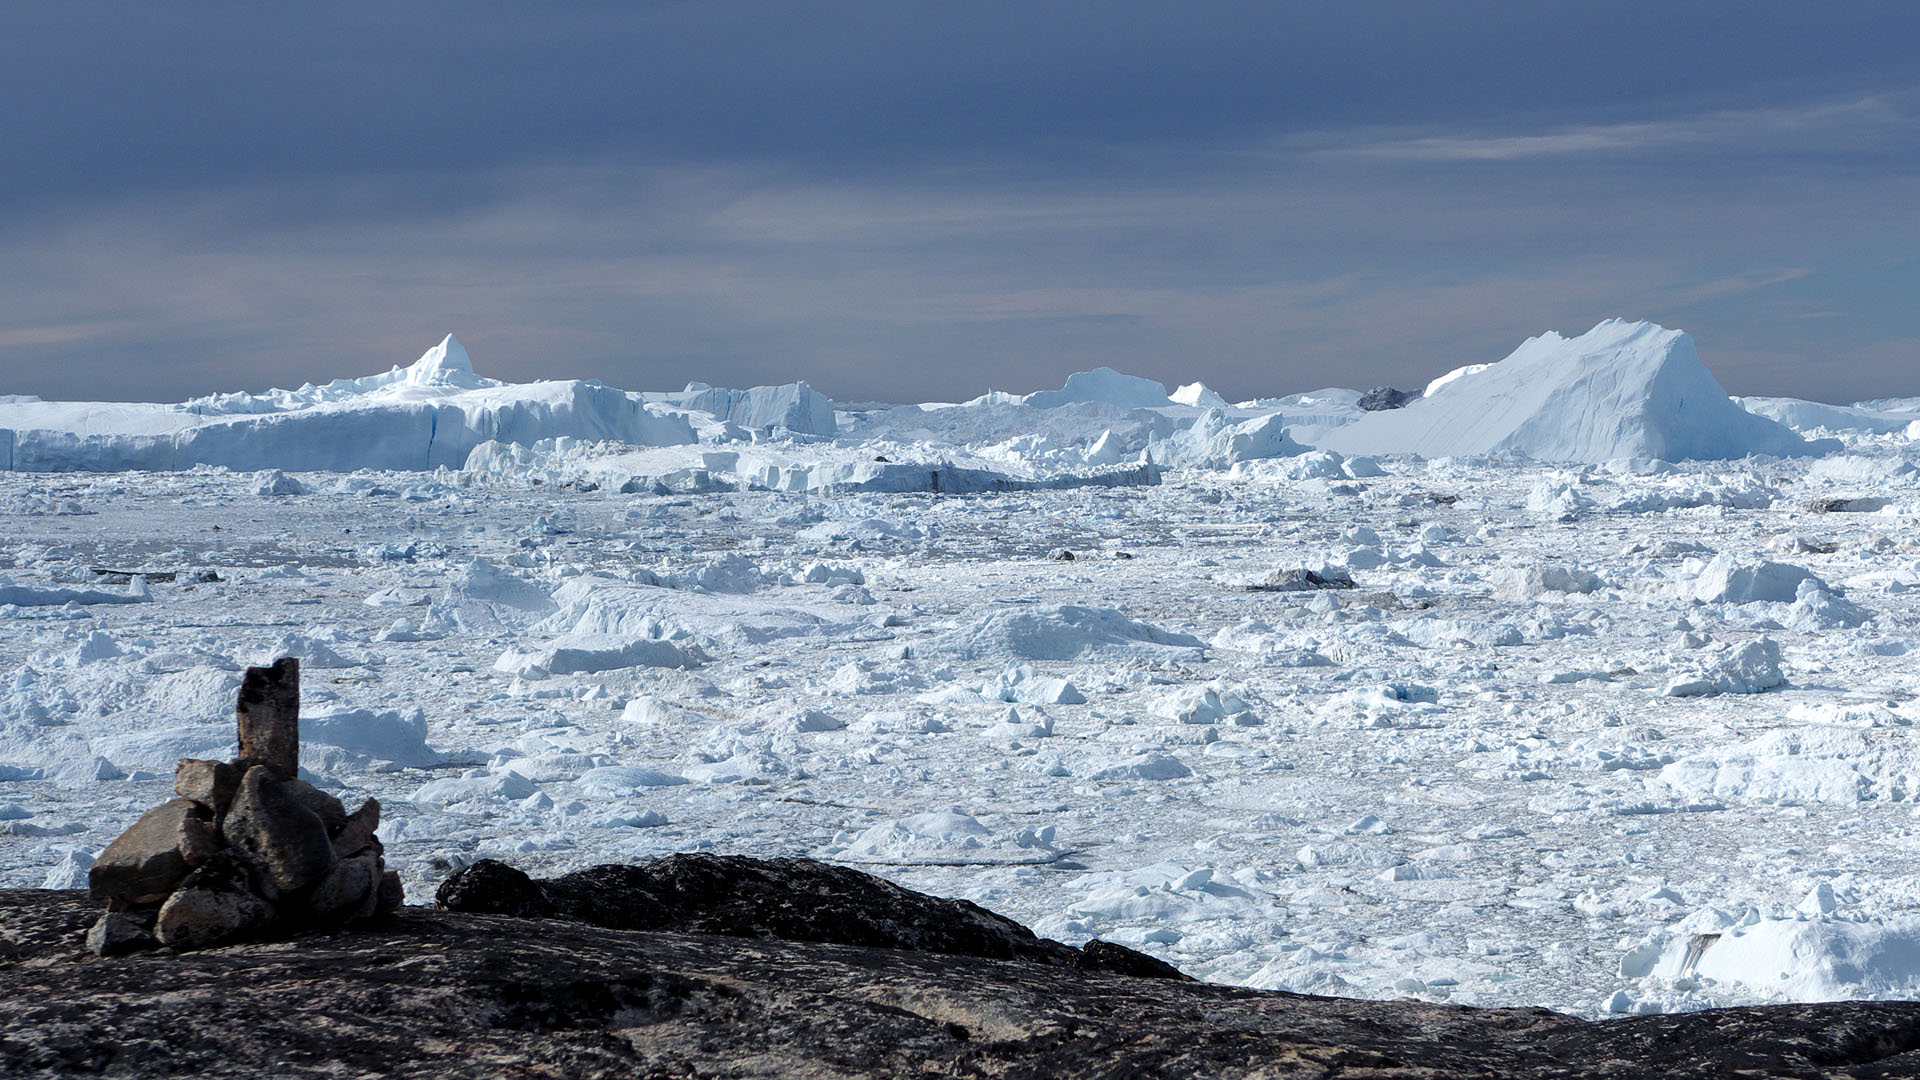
[0,335,698,472]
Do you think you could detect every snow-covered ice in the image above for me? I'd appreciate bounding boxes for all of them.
[5,323,1920,1019]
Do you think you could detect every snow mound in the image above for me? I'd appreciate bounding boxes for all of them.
[300,707,440,770]
[1084,752,1194,781]
[91,725,237,773]
[826,810,1064,865]
[139,667,244,724]
[930,605,1205,662]
[1689,555,1825,605]
[0,577,150,606]
[1316,320,1832,463]
[1808,456,1917,484]
[1688,918,1920,1002]
[1654,725,1918,804]
[984,664,1087,705]
[408,769,538,805]
[1663,638,1786,697]
[493,633,705,679]
[1628,910,1920,1004]
[1498,565,1607,598]
[574,765,689,795]
[448,558,555,613]
[261,631,359,670]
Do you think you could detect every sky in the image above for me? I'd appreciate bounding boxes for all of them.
[2,3,1918,406]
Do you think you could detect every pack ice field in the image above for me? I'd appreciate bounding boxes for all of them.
[4,320,1920,1019]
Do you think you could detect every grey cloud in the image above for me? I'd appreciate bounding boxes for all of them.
[2,5,1919,406]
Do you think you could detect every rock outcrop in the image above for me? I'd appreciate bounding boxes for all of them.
[8,882,1920,1078]
[1356,386,1417,411]
[436,855,1188,978]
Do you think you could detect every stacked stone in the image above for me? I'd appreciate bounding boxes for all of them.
[84,658,402,955]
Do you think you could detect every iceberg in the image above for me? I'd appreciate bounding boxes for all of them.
[1736,396,1917,436]
[1024,367,1176,410]
[664,380,838,436]
[1316,320,1834,463]
[0,334,697,473]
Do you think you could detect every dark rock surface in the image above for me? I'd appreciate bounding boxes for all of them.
[1358,386,1418,411]
[436,854,1184,977]
[10,886,1920,1078]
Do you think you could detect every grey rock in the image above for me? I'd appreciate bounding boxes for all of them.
[375,869,403,915]
[152,851,276,950]
[282,778,348,834]
[1249,567,1357,592]
[1807,496,1889,513]
[303,854,380,923]
[83,909,153,957]
[88,798,206,904]
[235,657,300,775]
[221,766,335,894]
[1357,385,1417,411]
[329,797,380,859]
[172,758,238,814]
[9,885,1920,1078]
[437,855,1176,976]
[177,814,220,869]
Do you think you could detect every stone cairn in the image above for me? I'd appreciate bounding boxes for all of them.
[84,658,402,955]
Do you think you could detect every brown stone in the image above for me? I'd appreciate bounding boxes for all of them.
[89,798,207,904]
[178,815,221,868]
[376,868,404,915]
[172,758,238,814]
[235,657,299,776]
[221,765,335,894]
[153,851,275,951]
[331,797,381,858]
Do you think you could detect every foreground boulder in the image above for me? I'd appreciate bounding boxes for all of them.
[8,885,1920,1078]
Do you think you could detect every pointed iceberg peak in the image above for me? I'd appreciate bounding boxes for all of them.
[1171,381,1229,408]
[404,333,476,385]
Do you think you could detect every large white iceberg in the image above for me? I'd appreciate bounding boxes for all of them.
[1023,367,1176,410]
[1736,396,1918,436]
[1316,320,1832,463]
[0,334,697,473]
[663,380,838,436]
